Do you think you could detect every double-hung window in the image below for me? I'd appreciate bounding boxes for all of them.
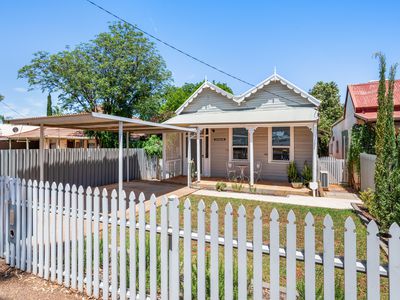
[231,128,248,160]
[271,127,291,161]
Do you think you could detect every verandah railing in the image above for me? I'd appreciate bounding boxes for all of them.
[0,176,399,299]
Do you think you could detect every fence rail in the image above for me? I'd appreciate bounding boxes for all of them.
[0,176,398,299]
[318,156,348,184]
[0,148,158,188]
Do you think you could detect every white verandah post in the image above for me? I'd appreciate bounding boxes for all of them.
[248,127,256,186]
[187,133,191,187]
[312,122,318,197]
[126,132,130,182]
[162,133,166,180]
[118,121,123,197]
[196,128,201,182]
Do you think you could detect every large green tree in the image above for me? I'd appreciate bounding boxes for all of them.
[19,22,171,134]
[157,80,233,121]
[309,81,343,156]
[373,53,399,229]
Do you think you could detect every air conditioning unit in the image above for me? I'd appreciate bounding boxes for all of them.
[320,170,329,189]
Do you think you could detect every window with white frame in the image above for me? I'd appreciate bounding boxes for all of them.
[271,127,291,161]
[231,128,248,160]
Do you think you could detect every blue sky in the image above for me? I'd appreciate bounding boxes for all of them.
[1,0,399,118]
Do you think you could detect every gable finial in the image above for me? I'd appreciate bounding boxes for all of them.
[274,66,277,75]
[204,75,208,82]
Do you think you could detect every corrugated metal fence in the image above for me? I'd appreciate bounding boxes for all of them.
[0,148,158,187]
[0,176,398,299]
[360,153,377,191]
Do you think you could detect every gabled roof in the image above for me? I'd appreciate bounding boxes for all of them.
[175,81,235,114]
[348,80,400,111]
[235,73,321,106]
[175,73,321,115]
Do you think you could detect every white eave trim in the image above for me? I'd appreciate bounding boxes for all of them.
[235,73,321,106]
[175,81,235,115]
[175,73,321,116]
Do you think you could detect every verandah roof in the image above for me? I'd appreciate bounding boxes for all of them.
[164,108,318,126]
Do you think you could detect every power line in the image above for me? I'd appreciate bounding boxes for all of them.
[84,0,318,105]
[84,0,255,87]
[0,101,27,117]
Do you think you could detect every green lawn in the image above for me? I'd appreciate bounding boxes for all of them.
[174,195,389,299]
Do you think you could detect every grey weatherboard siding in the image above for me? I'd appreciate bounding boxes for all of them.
[209,126,313,181]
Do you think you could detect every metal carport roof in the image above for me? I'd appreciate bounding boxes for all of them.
[7,112,197,133]
[6,112,196,195]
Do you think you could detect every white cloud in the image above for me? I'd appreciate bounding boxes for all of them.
[149,18,158,34]
[14,87,27,93]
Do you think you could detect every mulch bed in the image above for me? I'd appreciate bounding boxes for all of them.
[0,259,90,300]
[351,202,389,256]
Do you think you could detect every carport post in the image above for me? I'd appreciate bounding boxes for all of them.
[118,121,123,197]
[39,124,44,182]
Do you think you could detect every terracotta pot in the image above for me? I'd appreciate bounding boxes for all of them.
[291,182,303,189]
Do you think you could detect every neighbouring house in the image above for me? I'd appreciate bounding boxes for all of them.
[330,80,400,159]
[162,72,320,184]
[0,124,97,149]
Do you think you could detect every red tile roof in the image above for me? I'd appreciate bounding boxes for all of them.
[348,80,400,112]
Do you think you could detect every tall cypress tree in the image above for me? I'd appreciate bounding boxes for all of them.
[46,93,52,116]
[373,53,398,229]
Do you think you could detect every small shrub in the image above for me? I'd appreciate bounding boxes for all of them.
[359,188,376,213]
[231,182,244,192]
[190,159,196,180]
[287,161,300,183]
[301,161,312,187]
[215,182,227,192]
[143,135,163,158]
[249,185,257,194]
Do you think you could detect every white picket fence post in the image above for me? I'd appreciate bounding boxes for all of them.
[128,191,136,300]
[0,176,398,300]
[224,203,233,300]
[102,188,109,300]
[286,210,296,300]
[210,201,219,300]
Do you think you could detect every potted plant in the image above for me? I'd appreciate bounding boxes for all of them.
[287,161,303,188]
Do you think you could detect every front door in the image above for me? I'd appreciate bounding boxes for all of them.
[190,138,202,175]
[184,129,211,177]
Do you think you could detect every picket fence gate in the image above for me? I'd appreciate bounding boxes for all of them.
[0,176,399,299]
[318,156,348,184]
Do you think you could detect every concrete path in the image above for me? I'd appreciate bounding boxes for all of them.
[193,189,362,210]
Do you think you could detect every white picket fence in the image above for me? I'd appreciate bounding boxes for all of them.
[318,156,348,184]
[0,176,399,299]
